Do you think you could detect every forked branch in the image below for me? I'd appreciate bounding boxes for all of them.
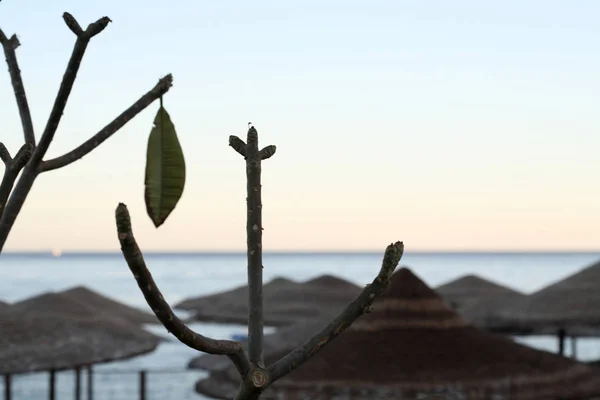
[39,74,173,173]
[229,127,277,367]
[115,203,251,376]
[0,144,10,165]
[31,12,111,165]
[0,12,173,253]
[0,143,33,219]
[0,28,35,145]
[268,241,404,382]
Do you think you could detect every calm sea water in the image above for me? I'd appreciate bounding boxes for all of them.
[1,251,600,399]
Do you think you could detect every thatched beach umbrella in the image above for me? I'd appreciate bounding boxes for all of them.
[492,259,600,355]
[0,308,160,374]
[13,286,158,325]
[436,274,524,311]
[176,275,361,326]
[13,291,101,319]
[0,300,10,312]
[59,286,159,325]
[436,274,526,329]
[196,268,600,400]
[175,277,300,325]
[494,259,600,332]
[188,315,334,373]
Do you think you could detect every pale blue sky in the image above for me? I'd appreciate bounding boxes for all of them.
[1,1,598,251]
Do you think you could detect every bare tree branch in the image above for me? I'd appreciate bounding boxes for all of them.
[0,143,32,220]
[12,143,33,171]
[231,127,276,367]
[0,143,10,165]
[0,170,17,220]
[268,241,404,383]
[0,28,36,145]
[62,12,84,37]
[31,13,111,165]
[235,369,269,400]
[258,145,276,161]
[39,75,173,173]
[115,203,251,376]
[0,13,114,252]
[229,135,247,158]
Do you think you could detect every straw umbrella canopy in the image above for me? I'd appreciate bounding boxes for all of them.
[493,259,600,336]
[436,274,524,311]
[59,286,159,325]
[0,300,10,312]
[435,274,526,329]
[0,307,160,374]
[195,268,600,400]
[189,315,336,373]
[176,275,361,326]
[12,287,158,325]
[175,277,299,325]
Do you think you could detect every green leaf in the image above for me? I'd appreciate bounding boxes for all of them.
[144,105,186,228]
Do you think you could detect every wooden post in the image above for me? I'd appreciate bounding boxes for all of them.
[4,374,11,400]
[558,328,566,356]
[49,370,56,400]
[74,367,81,400]
[87,365,93,400]
[139,370,147,400]
[571,336,578,359]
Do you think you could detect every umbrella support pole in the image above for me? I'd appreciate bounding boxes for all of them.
[4,374,11,400]
[558,328,566,356]
[139,370,147,400]
[87,366,93,400]
[571,336,578,359]
[48,370,55,400]
[75,367,81,400]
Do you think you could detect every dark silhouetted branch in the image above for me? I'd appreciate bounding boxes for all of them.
[0,172,14,220]
[0,13,169,253]
[0,144,10,166]
[230,126,276,367]
[258,145,276,161]
[0,28,36,145]
[39,75,173,173]
[235,368,269,400]
[115,203,251,376]
[31,13,111,165]
[0,143,32,220]
[229,135,247,158]
[12,143,33,171]
[0,12,110,251]
[62,12,84,36]
[268,241,404,383]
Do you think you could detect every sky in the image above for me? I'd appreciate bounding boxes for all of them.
[0,0,598,252]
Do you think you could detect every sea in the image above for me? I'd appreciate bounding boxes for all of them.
[1,251,600,400]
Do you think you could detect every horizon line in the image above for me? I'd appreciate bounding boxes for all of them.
[2,249,600,255]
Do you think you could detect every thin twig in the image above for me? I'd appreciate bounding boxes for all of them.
[0,28,36,145]
[12,143,33,171]
[229,136,247,158]
[0,171,17,220]
[39,75,173,173]
[115,203,251,376]
[0,143,32,220]
[31,13,111,165]
[230,126,277,367]
[0,143,10,165]
[268,241,404,383]
[235,377,265,400]
[0,13,165,253]
[0,13,110,252]
[258,145,276,161]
